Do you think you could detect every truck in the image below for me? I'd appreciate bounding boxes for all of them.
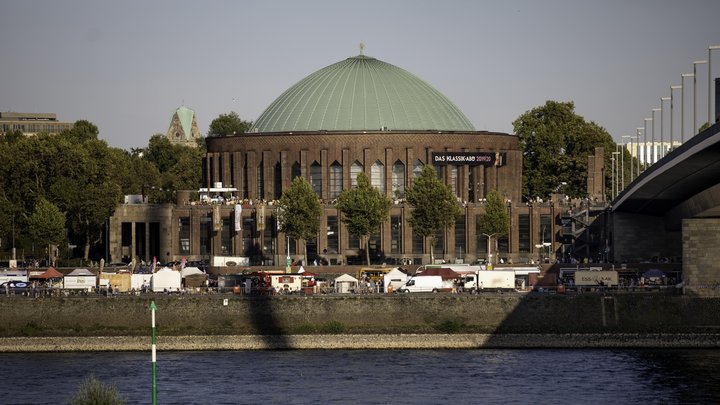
[396,275,444,293]
[462,270,516,293]
[574,270,618,287]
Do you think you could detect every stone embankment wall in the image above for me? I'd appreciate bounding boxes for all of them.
[0,294,719,351]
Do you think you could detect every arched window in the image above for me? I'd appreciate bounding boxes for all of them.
[392,160,405,198]
[310,161,322,197]
[412,160,424,179]
[291,162,301,181]
[371,160,385,193]
[329,161,343,199]
[350,160,363,188]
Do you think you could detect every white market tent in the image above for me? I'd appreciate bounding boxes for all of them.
[383,268,408,292]
[152,267,182,292]
[334,273,358,294]
[131,274,153,291]
[180,267,204,277]
[63,268,96,290]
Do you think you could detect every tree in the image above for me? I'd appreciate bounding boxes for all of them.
[275,177,322,265]
[404,165,462,263]
[336,172,392,265]
[27,197,66,262]
[477,190,510,265]
[208,111,252,136]
[141,134,203,202]
[513,101,617,199]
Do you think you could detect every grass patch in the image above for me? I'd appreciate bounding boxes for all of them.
[21,321,40,336]
[319,321,346,334]
[295,323,317,334]
[433,318,465,333]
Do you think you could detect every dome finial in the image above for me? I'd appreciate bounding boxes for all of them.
[359,42,365,55]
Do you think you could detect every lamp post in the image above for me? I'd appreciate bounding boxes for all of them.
[621,135,632,188]
[709,46,720,124]
[12,214,15,261]
[681,73,693,144]
[670,85,681,151]
[634,134,641,177]
[611,151,620,199]
[694,60,707,135]
[652,108,660,163]
[636,126,644,172]
[660,98,670,159]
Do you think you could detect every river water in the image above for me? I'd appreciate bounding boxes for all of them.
[1,349,719,404]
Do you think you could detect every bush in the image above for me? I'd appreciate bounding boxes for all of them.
[434,319,465,333]
[319,321,346,334]
[67,375,125,405]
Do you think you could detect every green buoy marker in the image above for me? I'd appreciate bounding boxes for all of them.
[150,300,157,405]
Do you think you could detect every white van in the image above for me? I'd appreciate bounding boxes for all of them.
[396,275,443,293]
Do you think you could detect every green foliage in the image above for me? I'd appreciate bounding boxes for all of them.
[68,375,126,405]
[0,119,205,261]
[434,318,465,333]
[477,190,509,237]
[477,190,510,264]
[140,134,203,202]
[276,177,322,260]
[208,111,252,136]
[319,320,346,334]
[404,165,462,260]
[27,197,66,247]
[295,323,317,334]
[513,101,617,198]
[335,172,392,265]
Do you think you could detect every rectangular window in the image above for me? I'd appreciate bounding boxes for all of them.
[263,217,276,263]
[412,228,424,254]
[540,214,553,260]
[178,217,190,255]
[327,215,339,253]
[454,215,466,258]
[368,230,381,262]
[288,237,297,256]
[497,236,509,254]
[221,217,232,255]
[242,217,254,257]
[200,216,212,256]
[310,164,322,197]
[390,216,402,254]
[257,163,265,200]
[329,164,343,199]
[476,214,488,254]
[349,233,360,250]
[449,165,458,196]
[434,228,445,258]
[518,214,530,253]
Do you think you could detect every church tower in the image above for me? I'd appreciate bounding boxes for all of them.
[166,106,202,147]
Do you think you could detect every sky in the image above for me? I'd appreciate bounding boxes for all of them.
[1,0,719,150]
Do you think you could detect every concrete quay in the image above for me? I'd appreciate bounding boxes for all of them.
[1,333,719,352]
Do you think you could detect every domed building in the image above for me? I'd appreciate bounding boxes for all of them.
[110,53,562,268]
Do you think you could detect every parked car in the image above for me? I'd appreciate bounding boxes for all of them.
[1,281,30,295]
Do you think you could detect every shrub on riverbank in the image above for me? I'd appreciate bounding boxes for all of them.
[67,375,125,405]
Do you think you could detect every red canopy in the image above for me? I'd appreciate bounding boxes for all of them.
[35,267,64,279]
[417,267,461,280]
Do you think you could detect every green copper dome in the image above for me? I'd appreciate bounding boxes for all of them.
[250,55,475,133]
